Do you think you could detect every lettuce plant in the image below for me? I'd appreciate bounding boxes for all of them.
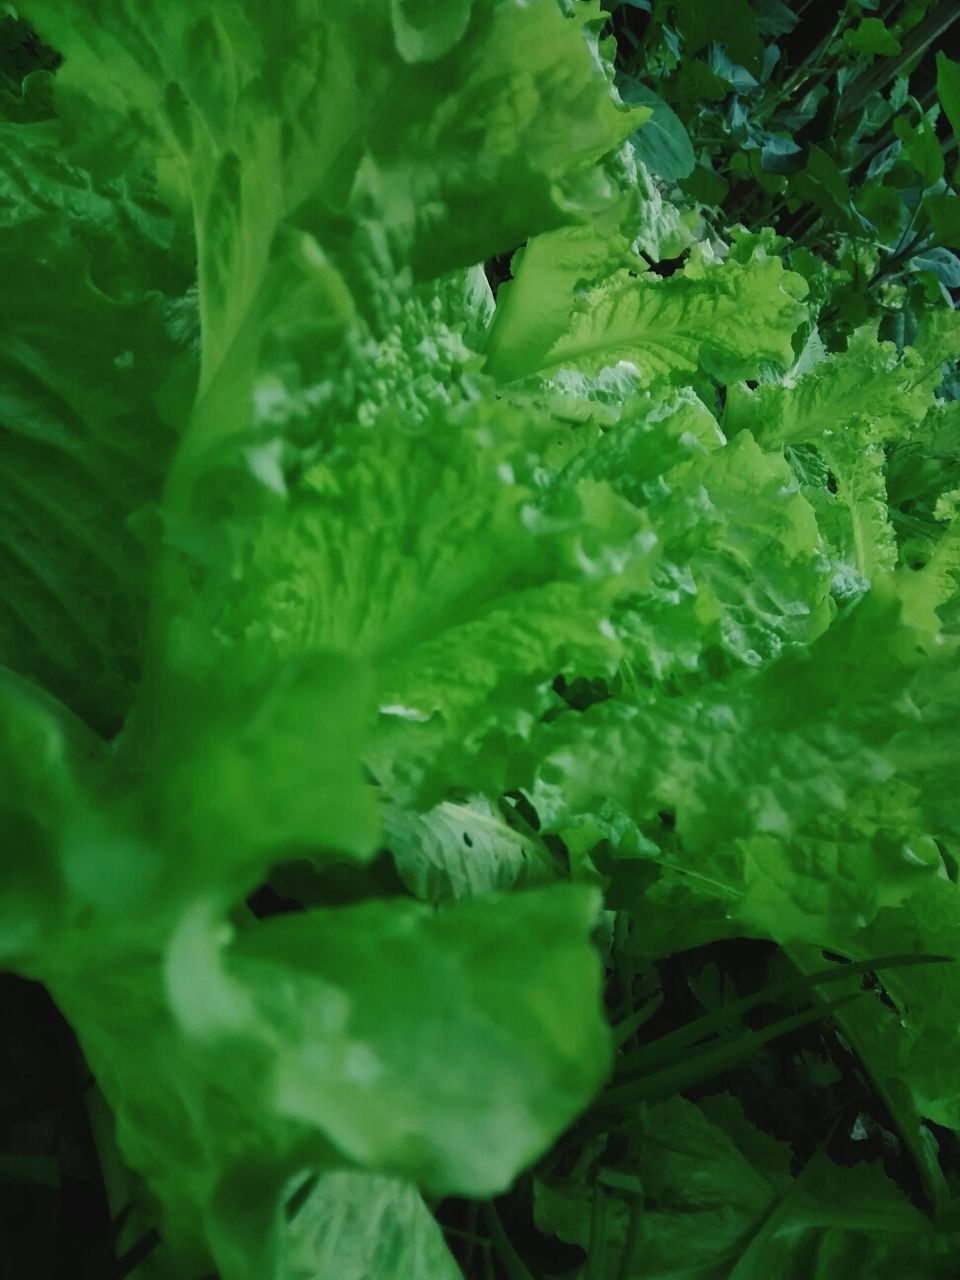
[1,2,959,1277]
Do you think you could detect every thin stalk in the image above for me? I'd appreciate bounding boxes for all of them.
[761,11,848,117]
[613,993,664,1050]
[443,1225,487,1247]
[869,228,933,285]
[785,943,951,1222]
[785,208,822,244]
[614,953,947,1082]
[601,991,867,1115]
[456,1202,483,1278]
[482,1240,497,1280]
[614,1195,645,1280]
[482,1204,539,1280]
[585,1181,607,1280]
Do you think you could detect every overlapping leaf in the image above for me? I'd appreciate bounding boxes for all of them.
[0,114,193,733]
[535,1095,955,1280]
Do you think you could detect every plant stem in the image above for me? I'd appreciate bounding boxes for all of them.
[784,943,951,1223]
[839,0,960,123]
[585,1180,607,1280]
[614,1195,644,1280]
[482,1204,539,1280]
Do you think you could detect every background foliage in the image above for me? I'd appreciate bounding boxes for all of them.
[1,1,959,1277]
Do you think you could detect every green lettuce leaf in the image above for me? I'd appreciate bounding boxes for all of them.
[0,112,193,733]
[25,0,643,389]
[384,793,560,903]
[44,885,610,1273]
[273,1171,462,1280]
[723,320,958,450]
[486,235,807,385]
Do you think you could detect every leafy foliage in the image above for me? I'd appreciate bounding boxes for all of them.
[1,1,959,1278]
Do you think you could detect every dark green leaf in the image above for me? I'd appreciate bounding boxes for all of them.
[619,77,696,182]
[753,0,797,38]
[935,51,960,147]
[845,17,902,57]
[894,112,945,187]
[910,248,960,288]
[759,132,803,175]
[672,0,762,69]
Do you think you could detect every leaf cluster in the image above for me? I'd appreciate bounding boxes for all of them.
[0,3,959,1279]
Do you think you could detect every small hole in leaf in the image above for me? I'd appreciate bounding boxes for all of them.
[245,885,302,919]
[484,248,518,296]
[285,1174,318,1223]
[649,255,684,278]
